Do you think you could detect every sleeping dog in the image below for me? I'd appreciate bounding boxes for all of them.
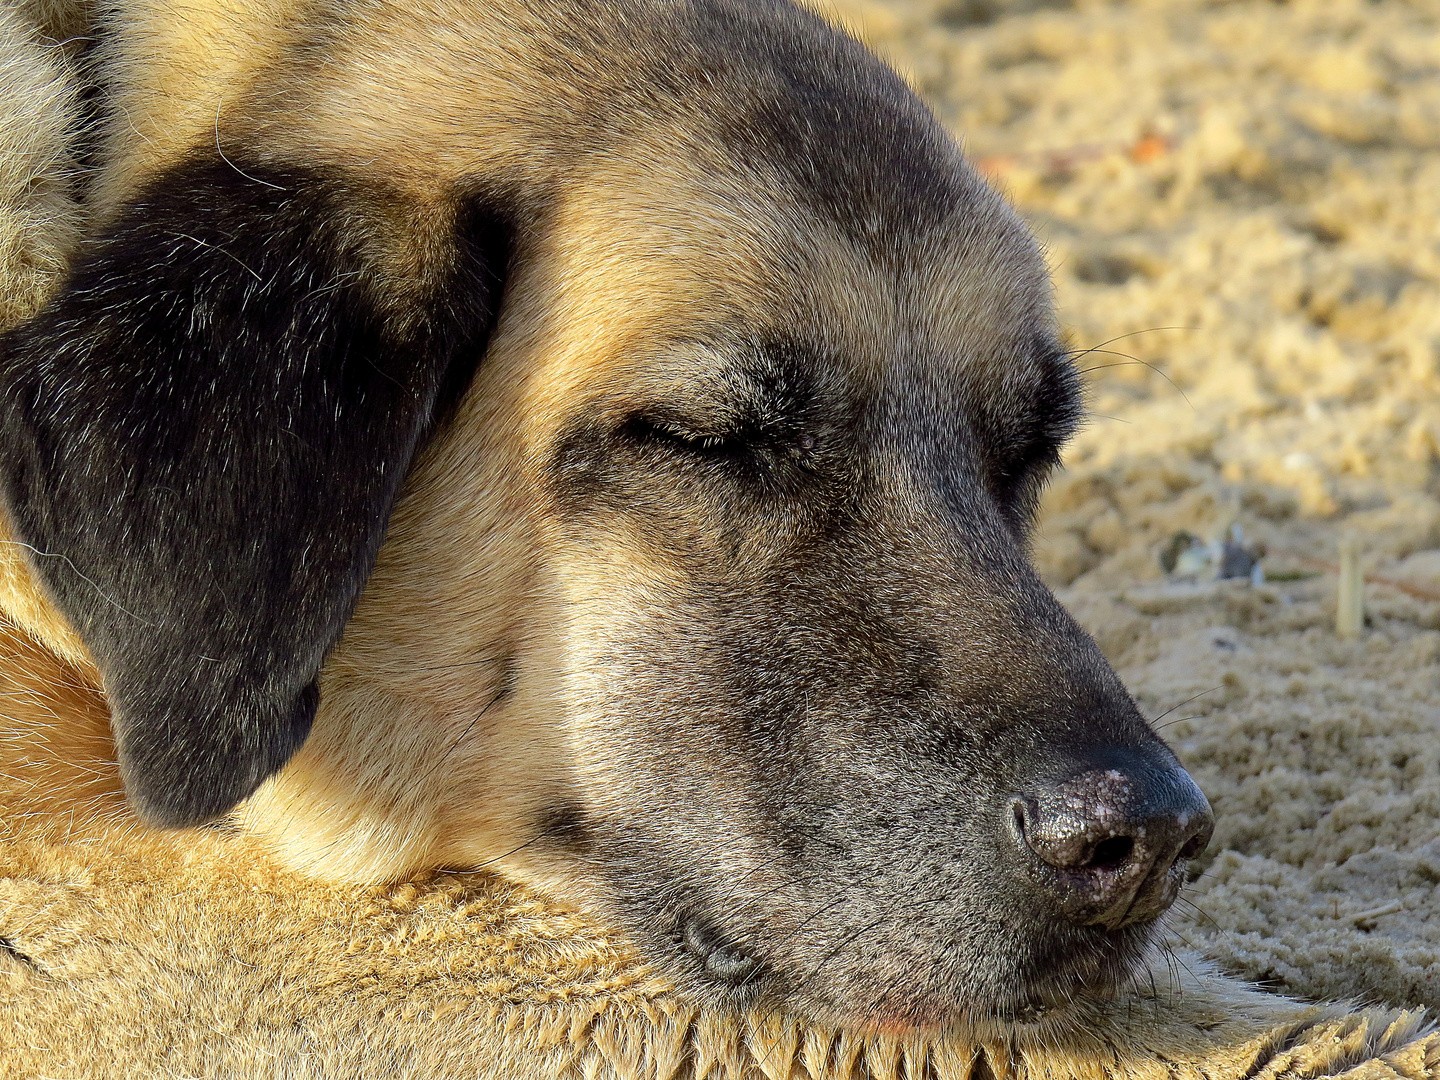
[0,0,1212,1031]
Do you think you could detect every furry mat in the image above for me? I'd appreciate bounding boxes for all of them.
[1,823,1437,1079]
[3,0,1440,1076]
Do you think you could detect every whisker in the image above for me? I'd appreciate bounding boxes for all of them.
[1067,326,1197,359]
[736,892,855,996]
[1069,334,1196,410]
[1146,954,1164,1019]
[856,950,928,1035]
[748,910,906,1074]
[793,922,886,995]
[1149,686,1223,727]
[788,895,954,1000]
[445,822,559,874]
[754,893,953,1072]
[415,682,509,786]
[1173,895,1223,931]
[1160,935,1202,988]
[1162,942,1183,1010]
[722,843,837,912]
[1154,714,1203,732]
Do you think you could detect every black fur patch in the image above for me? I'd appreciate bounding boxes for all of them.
[0,155,508,826]
[535,801,594,853]
[685,0,965,247]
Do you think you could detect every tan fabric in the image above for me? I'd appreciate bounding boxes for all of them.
[0,1,1437,1077]
[1,821,1436,1080]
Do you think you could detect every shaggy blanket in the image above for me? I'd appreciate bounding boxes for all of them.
[2,0,1439,1076]
[1,822,1436,1079]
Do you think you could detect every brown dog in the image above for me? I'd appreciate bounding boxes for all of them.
[0,0,1211,1030]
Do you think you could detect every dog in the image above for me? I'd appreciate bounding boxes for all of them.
[0,0,1213,1031]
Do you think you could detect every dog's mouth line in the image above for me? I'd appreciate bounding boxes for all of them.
[677,913,766,988]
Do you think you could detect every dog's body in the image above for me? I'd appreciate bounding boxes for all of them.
[0,0,1212,1031]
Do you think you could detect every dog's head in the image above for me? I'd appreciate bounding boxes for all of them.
[0,0,1210,1030]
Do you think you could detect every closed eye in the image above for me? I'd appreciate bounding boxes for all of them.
[619,414,747,458]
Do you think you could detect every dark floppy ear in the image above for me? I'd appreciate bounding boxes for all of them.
[0,155,508,827]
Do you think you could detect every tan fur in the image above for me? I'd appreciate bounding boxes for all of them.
[0,614,122,832]
[0,1,79,327]
[0,525,92,674]
[14,0,94,43]
[0,0,1050,902]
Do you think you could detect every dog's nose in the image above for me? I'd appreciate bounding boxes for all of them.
[1008,764,1214,929]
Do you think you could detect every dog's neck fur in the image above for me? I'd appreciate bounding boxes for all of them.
[0,541,128,831]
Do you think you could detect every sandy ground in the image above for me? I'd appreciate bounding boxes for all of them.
[830,0,1440,1012]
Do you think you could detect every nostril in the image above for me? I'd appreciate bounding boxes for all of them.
[1007,762,1214,928]
[1174,803,1215,864]
[1084,835,1134,870]
[1011,799,1029,841]
[1009,788,1140,873]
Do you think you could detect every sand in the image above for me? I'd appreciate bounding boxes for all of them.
[828,0,1440,1013]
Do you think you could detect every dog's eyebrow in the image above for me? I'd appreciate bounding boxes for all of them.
[625,337,830,437]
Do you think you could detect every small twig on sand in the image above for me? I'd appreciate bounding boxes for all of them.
[1351,900,1403,929]
[1267,548,1440,604]
[1336,536,1364,640]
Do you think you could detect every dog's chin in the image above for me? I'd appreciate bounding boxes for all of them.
[983,926,1154,1028]
[844,927,1154,1035]
[972,955,1134,1032]
[652,914,1156,1037]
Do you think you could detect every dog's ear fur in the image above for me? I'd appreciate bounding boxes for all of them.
[0,155,508,827]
